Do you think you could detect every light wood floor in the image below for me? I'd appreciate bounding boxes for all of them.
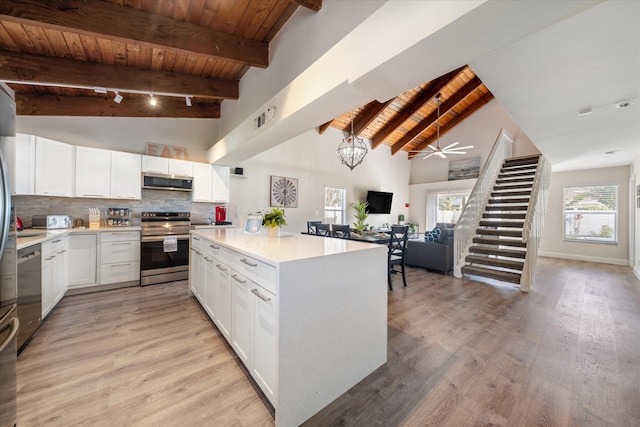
[17,258,640,426]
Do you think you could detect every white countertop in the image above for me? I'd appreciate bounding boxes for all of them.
[190,227,384,265]
[16,226,141,250]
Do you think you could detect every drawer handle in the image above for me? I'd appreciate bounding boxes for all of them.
[193,236,200,241]
[52,239,62,243]
[82,193,104,198]
[111,242,132,245]
[215,264,227,271]
[204,256,212,262]
[45,256,55,261]
[110,263,131,267]
[251,288,271,302]
[57,249,66,254]
[240,258,257,267]
[209,244,220,249]
[231,274,246,284]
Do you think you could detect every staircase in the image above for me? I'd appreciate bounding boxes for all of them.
[460,155,541,286]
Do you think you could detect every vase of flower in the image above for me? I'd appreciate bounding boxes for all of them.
[261,207,287,237]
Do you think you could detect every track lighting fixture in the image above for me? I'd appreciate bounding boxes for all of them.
[149,94,157,106]
[185,96,192,107]
[113,91,123,104]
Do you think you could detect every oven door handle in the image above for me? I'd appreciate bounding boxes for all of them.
[141,234,191,243]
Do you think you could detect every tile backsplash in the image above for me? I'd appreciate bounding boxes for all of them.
[13,189,224,228]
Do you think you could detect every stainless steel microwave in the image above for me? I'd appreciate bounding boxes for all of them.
[142,173,193,192]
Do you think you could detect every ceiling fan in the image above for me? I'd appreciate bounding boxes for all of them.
[410,92,473,159]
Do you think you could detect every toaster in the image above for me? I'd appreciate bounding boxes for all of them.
[32,215,73,229]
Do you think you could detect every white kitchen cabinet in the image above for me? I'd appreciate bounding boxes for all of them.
[231,271,252,366]
[35,137,74,197]
[189,237,207,304]
[0,133,35,195]
[191,162,213,203]
[212,165,230,203]
[100,231,140,285]
[75,146,111,198]
[67,233,98,288]
[215,259,232,341]
[252,284,277,402]
[42,236,66,318]
[169,159,193,177]
[110,151,141,200]
[141,155,168,174]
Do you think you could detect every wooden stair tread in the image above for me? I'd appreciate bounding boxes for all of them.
[498,171,536,178]
[491,190,531,197]
[479,220,524,228]
[488,197,531,204]
[468,246,527,258]
[472,237,527,248]
[496,177,534,184]
[465,255,524,270]
[461,265,522,284]
[483,212,526,219]
[476,228,523,237]
[485,205,528,211]
[494,183,534,190]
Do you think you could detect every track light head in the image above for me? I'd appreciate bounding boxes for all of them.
[149,94,157,106]
[113,91,123,104]
[185,96,192,107]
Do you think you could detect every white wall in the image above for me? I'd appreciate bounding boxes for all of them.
[228,127,410,233]
[539,166,631,265]
[632,153,640,280]
[15,116,218,163]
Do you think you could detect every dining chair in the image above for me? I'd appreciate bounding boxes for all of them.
[307,221,322,234]
[388,225,409,291]
[331,224,351,239]
[315,223,331,237]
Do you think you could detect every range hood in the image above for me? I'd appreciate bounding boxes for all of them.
[142,173,193,192]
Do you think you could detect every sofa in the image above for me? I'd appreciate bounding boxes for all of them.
[405,223,455,274]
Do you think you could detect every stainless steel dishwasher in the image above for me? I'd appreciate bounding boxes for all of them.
[17,244,41,352]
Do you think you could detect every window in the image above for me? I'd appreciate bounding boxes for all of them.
[324,187,346,224]
[436,192,469,224]
[563,185,617,243]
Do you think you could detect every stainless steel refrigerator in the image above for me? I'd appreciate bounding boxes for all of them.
[0,82,18,427]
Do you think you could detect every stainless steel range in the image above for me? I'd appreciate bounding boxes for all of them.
[140,212,191,286]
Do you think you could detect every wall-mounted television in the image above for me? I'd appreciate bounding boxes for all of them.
[366,191,393,214]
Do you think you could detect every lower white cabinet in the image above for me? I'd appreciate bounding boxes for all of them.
[214,259,232,341]
[252,284,277,402]
[67,233,98,288]
[42,237,67,318]
[100,231,140,285]
[231,271,252,366]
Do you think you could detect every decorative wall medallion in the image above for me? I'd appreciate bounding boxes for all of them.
[270,176,298,208]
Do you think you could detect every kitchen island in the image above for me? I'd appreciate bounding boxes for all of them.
[189,227,388,427]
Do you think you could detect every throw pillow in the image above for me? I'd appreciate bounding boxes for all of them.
[424,226,441,242]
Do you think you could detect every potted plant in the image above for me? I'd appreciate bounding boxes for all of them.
[351,201,369,234]
[261,208,287,237]
[398,214,405,225]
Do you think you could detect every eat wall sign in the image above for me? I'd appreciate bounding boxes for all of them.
[145,142,188,160]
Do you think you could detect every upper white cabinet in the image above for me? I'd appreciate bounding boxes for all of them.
[141,155,168,174]
[35,137,74,197]
[192,162,213,203]
[0,133,35,195]
[212,165,230,203]
[169,159,193,177]
[75,146,111,198]
[111,151,141,200]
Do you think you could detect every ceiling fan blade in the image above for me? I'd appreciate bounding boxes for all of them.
[442,142,459,150]
[437,151,447,158]
[446,145,474,151]
[421,152,436,159]
[446,151,467,155]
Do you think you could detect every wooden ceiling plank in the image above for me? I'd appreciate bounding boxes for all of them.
[390,76,483,155]
[408,92,494,157]
[15,93,221,118]
[318,120,333,135]
[0,50,239,99]
[354,99,394,136]
[370,65,465,149]
[289,0,323,12]
[0,0,269,67]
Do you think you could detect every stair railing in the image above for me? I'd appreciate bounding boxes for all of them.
[454,129,513,278]
[519,155,551,292]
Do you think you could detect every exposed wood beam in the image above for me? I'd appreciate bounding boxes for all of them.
[0,50,238,99]
[370,66,465,149]
[16,94,220,118]
[390,76,483,155]
[318,120,333,135]
[0,0,268,67]
[408,91,494,158]
[290,0,323,12]
[353,99,394,136]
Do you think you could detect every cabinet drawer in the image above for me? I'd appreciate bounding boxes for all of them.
[101,231,140,242]
[101,240,140,264]
[241,258,277,295]
[100,261,140,284]
[42,237,65,257]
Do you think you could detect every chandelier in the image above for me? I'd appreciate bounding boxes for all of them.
[336,112,368,170]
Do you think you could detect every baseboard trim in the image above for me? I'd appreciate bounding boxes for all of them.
[538,251,629,266]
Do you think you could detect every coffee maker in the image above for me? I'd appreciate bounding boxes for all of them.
[215,206,230,225]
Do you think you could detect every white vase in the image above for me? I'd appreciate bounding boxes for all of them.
[268,227,280,238]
